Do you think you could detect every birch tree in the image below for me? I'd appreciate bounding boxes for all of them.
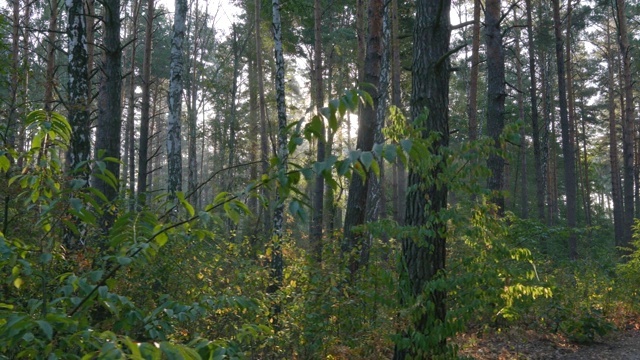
[167,0,187,199]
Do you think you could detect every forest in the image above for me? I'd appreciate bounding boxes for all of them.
[1,0,640,356]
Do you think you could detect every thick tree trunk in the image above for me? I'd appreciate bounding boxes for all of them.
[552,0,577,258]
[615,0,635,249]
[137,0,154,203]
[364,0,391,265]
[393,0,450,356]
[342,0,382,277]
[485,0,506,215]
[66,0,91,177]
[166,0,187,199]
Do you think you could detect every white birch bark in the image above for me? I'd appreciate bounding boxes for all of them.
[167,0,187,199]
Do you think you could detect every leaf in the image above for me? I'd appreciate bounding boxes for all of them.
[13,277,23,289]
[0,155,9,173]
[400,139,413,153]
[360,152,374,170]
[36,320,53,340]
[117,257,132,266]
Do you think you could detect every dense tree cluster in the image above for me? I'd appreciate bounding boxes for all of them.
[2,0,640,356]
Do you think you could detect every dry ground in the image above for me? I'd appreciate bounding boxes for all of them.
[457,325,640,359]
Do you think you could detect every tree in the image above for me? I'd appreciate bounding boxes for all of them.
[268,0,288,322]
[66,0,90,177]
[137,0,154,203]
[526,0,545,221]
[341,0,383,277]
[614,0,635,250]
[166,0,187,200]
[485,0,506,215]
[552,0,577,258]
[93,0,123,209]
[393,0,451,355]
[309,0,325,263]
[467,0,481,141]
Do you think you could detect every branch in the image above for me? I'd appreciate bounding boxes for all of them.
[452,20,475,30]
[435,42,468,67]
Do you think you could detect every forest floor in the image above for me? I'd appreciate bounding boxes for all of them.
[456,322,640,359]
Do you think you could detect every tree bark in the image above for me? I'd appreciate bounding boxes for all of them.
[342,0,382,277]
[137,0,154,203]
[614,0,635,249]
[66,0,91,177]
[166,0,187,199]
[268,0,288,323]
[552,0,577,258]
[485,0,506,215]
[515,10,528,219]
[525,0,545,221]
[310,0,325,263]
[256,0,271,232]
[44,0,59,114]
[467,0,481,141]
[393,0,450,356]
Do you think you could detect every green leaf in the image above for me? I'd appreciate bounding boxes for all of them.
[0,155,10,172]
[400,139,412,153]
[360,152,374,170]
[36,320,53,340]
[117,257,132,266]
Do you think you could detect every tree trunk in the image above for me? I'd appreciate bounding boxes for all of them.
[393,0,450,355]
[342,0,382,277]
[166,0,187,199]
[137,0,154,203]
[256,0,271,232]
[467,0,481,141]
[44,0,58,113]
[310,0,325,263]
[268,0,288,324]
[125,0,141,204]
[390,0,405,225]
[485,0,506,215]
[515,10,528,219]
[66,0,91,177]
[552,0,577,259]
[614,0,635,249]
[525,0,545,221]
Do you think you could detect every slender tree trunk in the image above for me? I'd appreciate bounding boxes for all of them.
[526,0,544,220]
[391,0,405,225]
[552,0,577,258]
[44,0,59,113]
[485,0,506,215]
[310,0,325,263]
[125,0,141,203]
[342,0,382,277]
[187,2,200,205]
[256,0,270,232]
[393,0,451,355]
[6,0,20,147]
[515,10,528,218]
[467,0,481,141]
[614,0,635,249]
[137,0,154,203]
[268,0,288,324]
[166,0,187,200]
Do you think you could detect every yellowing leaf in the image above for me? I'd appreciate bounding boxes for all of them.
[13,277,23,289]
